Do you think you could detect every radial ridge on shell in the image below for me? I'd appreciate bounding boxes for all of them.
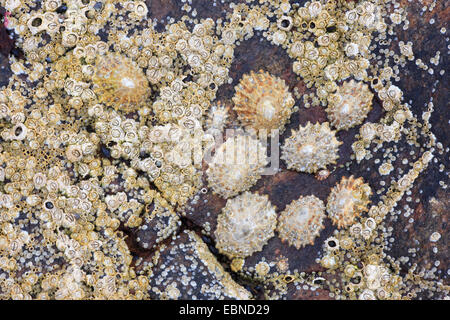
[281,121,342,174]
[93,53,151,112]
[232,70,295,134]
[277,195,326,249]
[326,80,373,131]
[206,134,268,199]
[215,192,277,259]
[327,176,372,229]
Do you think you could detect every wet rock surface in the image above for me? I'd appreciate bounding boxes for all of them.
[142,230,252,299]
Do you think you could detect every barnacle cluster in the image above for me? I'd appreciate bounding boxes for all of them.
[215,192,277,259]
[277,195,326,249]
[135,195,181,250]
[281,122,342,173]
[232,70,295,134]
[0,0,446,302]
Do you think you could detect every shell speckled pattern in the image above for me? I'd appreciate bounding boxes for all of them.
[215,192,277,259]
[277,195,326,249]
[206,134,268,199]
[326,80,374,131]
[93,53,151,112]
[327,176,372,229]
[232,70,295,134]
[281,122,342,174]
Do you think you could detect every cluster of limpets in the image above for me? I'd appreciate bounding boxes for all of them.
[214,176,372,259]
[0,0,446,301]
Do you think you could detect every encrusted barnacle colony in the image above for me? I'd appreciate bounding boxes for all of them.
[206,134,268,199]
[327,176,372,229]
[281,122,342,174]
[232,70,295,134]
[326,80,374,131]
[277,195,326,249]
[135,198,181,250]
[92,53,151,112]
[215,192,277,259]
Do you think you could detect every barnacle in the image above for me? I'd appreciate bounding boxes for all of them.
[315,169,331,181]
[326,80,374,131]
[206,134,268,199]
[327,176,372,229]
[65,144,83,163]
[92,53,151,112]
[215,192,277,259]
[277,195,326,249]
[205,103,229,136]
[232,70,295,134]
[281,122,342,174]
[254,261,270,277]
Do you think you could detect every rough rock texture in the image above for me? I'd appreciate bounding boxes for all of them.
[143,230,252,300]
